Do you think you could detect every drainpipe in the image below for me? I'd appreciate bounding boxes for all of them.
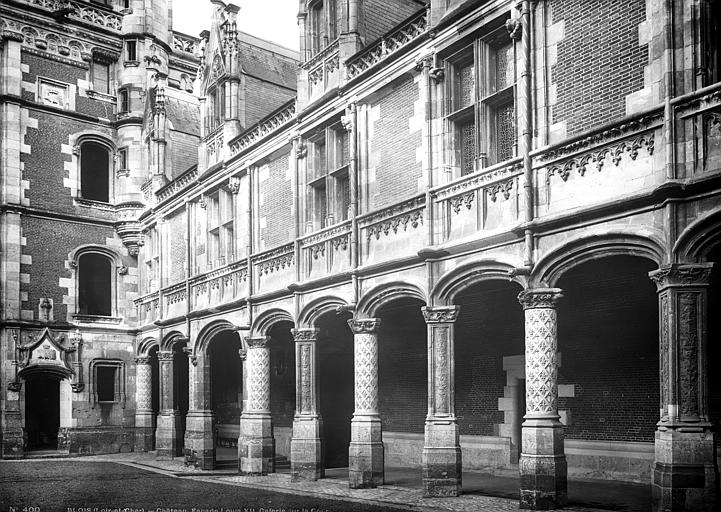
[346,103,360,305]
[519,1,534,268]
[185,199,192,344]
[663,0,677,263]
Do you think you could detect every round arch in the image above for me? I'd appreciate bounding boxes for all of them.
[193,320,243,355]
[356,281,427,318]
[137,336,159,356]
[431,259,526,305]
[161,330,187,351]
[674,207,721,262]
[532,231,666,287]
[251,308,294,337]
[297,296,348,327]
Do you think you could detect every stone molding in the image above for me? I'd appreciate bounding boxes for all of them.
[246,336,270,349]
[292,328,319,342]
[134,356,151,365]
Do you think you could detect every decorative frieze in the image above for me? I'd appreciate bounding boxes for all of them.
[229,100,296,156]
[15,0,123,32]
[649,263,714,290]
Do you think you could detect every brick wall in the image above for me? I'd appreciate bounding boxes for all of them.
[170,131,199,179]
[361,0,424,45]
[372,76,423,209]
[557,256,659,443]
[244,76,295,129]
[551,0,647,136]
[259,153,294,249]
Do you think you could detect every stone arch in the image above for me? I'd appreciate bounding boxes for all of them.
[356,281,427,318]
[252,308,294,336]
[137,336,159,356]
[532,231,666,287]
[193,319,242,355]
[297,296,348,327]
[160,330,187,351]
[674,207,721,262]
[431,259,525,305]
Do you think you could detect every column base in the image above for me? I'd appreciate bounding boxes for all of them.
[1,424,24,459]
[134,426,155,452]
[239,413,274,475]
[422,421,462,497]
[184,410,215,469]
[291,417,323,482]
[519,420,567,510]
[349,415,384,488]
[155,411,183,458]
[652,428,718,512]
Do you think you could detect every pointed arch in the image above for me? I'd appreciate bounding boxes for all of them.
[356,281,427,318]
[251,308,295,336]
[532,230,666,287]
[674,207,721,262]
[431,259,526,305]
[297,296,348,327]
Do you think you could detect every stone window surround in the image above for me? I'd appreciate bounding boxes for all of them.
[69,245,124,322]
[72,135,117,206]
[88,358,126,409]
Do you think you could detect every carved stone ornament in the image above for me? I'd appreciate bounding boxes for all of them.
[117,265,128,275]
[348,318,381,334]
[296,141,307,160]
[157,350,174,361]
[648,263,714,290]
[292,328,319,342]
[421,305,460,323]
[246,336,270,349]
[227,176,241,194]
[506,18,522,40]
[518,288,563,309]
[134,356,152,365]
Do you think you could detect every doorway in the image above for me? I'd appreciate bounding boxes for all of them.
[25,375,60,450]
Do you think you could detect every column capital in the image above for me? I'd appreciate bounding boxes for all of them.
[246,336,270,349]
[134,355,152,365]
[421,305,460,323]
[348,318,381,334]
[292,328,319,342]
[518,288,563,309]
[157,350,174,361]
[649,263,714,290]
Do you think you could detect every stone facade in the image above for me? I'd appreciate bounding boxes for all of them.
[2,1,721,511]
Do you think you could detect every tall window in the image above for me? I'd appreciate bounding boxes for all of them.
[78,253,112,316]
[144,228,160,292]
[207,188,234,268]
[702,0,721,85]
[92,61,111,94]
[118,88,129,113]
[80,141,110,202]
[308,0,337,55]
[207,84,225,132]
[96,366,116,402]
[125,40,137,62]
[307,124,350,231]
[446,29,516,175]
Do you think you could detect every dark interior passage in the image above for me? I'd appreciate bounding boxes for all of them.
[557,256,658,442]
[317,310,353,468]
[173,342,189,455]
[209,331,243,426]
[269,322,296,428]
[707,246,721,448]
[377,298,427,434]
[25,375,60,450]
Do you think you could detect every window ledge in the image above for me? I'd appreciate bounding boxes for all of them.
[75,198,115,211]
[86,89,117,103]
[124,60,140,68]
[72,314,122,325]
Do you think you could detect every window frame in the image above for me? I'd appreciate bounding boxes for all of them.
[308,0,338,56]
[77,138,114,204]
[118,88,129,113]
[91,60,112,95]
[206,187,235,268]
[89,359,126,409]
[70,245,121,322]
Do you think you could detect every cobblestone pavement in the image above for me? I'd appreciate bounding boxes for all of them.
[0,453,615,512]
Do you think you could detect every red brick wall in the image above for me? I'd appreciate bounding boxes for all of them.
[259,153,294,249]
[551,0,647,136]
[244,76,295,129]
[170,131,199,178]
[372,75,422,209]
[361,0,424,45]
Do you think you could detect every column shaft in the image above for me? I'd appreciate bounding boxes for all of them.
[290,328,323,482]
[348,318,383,489]
[184,352,214,469]
[155,350,182,457]
[240,336,274,475]
[421,306,461,497]
[649,264,717,512]
[518,288,567,510]
[134,356,155,452]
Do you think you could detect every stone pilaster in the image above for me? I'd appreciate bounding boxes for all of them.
[290,328,324,482]
[155,350,182,458]
[239,336,274,475]
[347,318,384,489]
[421,306,462,497]
[649,264,718,512]
[134,356,155,452]
[184,351,214,469]
[517,288,567,510]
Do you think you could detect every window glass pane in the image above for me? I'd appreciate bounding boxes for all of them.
[126,41,137,61]
[455,61,475,110]
[495,43,514,91]
[316,184,327,228]
[496,102,515,162]
[460,122,476,175]
[80,142,109,202]
[93,63,110,94]
[78,253,112,316]
[339,175,350,220]
[314,139,326,178]
[97,366,115,402]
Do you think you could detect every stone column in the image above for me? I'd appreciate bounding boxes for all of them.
[290,328,324,481]
[239,336,274,475]
[134,355,155,452]
[649,263,717,512]
[517,288,567,510]
[348,318,384,488]
[184,352,214,469]
[155,350,182,457]
[421,306,462,497]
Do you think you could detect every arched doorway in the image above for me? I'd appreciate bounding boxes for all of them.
[317,309,354,470]
[25,374,60,451]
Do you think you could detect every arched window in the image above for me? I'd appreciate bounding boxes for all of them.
[78,253,112,316]
[80,141,110,202]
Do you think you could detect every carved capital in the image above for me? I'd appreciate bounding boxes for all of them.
[421,305,460,323]
[117,265,128,275]
[292,328,319,342]
[246,336,270,349]
[157,350,174,361]
[518,288,563,309]
[134,356,152,365]
[348,318,381,334]
[70,383,84,392]
[649,263,714,291]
